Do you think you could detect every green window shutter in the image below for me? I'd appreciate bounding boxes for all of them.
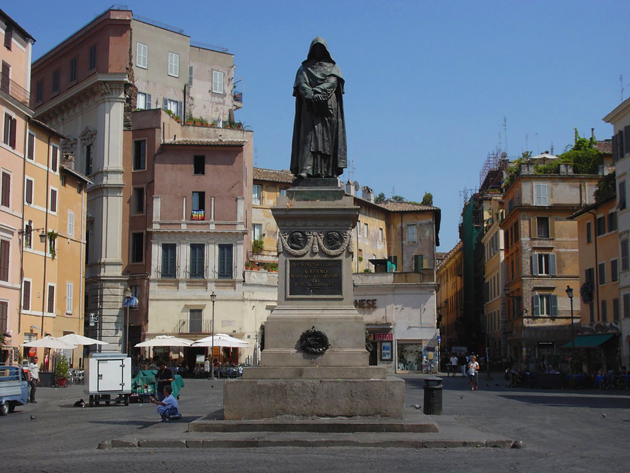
[531,254,539,276]
[414,254,424,272]
[550,295,558,316]
[532,295,540,316]
[549,254,557,276]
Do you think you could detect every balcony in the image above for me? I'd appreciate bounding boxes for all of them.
[1,72,32,106]
[178,319,211,334]
[233,91,243,109]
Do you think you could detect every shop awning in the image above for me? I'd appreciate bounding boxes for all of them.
[562,334,614,348]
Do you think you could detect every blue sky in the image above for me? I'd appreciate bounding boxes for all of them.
[6,1,630,252]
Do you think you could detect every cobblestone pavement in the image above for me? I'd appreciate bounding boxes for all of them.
[1,373,629,472]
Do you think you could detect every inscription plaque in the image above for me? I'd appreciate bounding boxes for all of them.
[289,259,343,296]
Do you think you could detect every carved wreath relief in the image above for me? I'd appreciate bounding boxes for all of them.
[277,230,353,257]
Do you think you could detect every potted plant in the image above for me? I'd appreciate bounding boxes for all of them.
[55,355,70,387]
[252,239,264,254]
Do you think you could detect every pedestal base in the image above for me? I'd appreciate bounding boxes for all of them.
[223,377,405,420]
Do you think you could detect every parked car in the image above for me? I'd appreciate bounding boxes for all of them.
[0,365,29,415]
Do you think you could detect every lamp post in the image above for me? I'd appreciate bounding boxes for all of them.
[123,287,132,355]
[210,292,216,379]
[566,285,574,374]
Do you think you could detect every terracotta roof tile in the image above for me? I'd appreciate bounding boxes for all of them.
[164,139,246,147]
[253,167,294,183]
[595,139,612,154]
[378,201,439,212]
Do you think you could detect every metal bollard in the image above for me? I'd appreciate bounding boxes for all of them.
[423,377,443,415]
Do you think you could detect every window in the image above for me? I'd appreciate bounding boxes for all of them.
[51,145,59,172]
[599,262,606,285]
[364,223,368,238]
[192,191,205,220]
[613,298,620,322]
[189,309,202,333]
[25,178,33,205]
[0,301,6,334]
[586,221,592,243]
[608,212,618,232]
[4,25,12,50]
[3,112,16,148]
[132,187,144,215]
[131,232,144,263]
[407,225,417,242]
[212,70,224,93]
[36,79,43,103]
[189,244,205,279]
[280,188,287,197]
[619,181,626,210]
[596,216,606,236]
[414,254,424,272]
[52,69,59,93]
[67,211,74,237]
[24,221,32,249]
[89,45,97,70]
[47,284,55,313]
[252,224,262,241]
[136,43,148,69]
[66,282,73,314]
[535,183,549,206]
[85,144,93,175]
[532,294,558,317]
[218,244,233,279]
[379,228,384,242]
[136,92,152,110]
[161,243,176,278]
[601,300,608,322]
[27,132,35,160]
[49,232,56,256]
[194,155,205,175]
[50,188,57,213]
[189,66,193,87]
[622,239,629,271]
[1,61,9,93]
[168,52,179,77]
[537,217,550,238]
[0,239,9,281]
[625,294,630,319]
[22,279,31,310]
[70,57,77,82]
[611,259,619,282]
[252,185,262,205]
[1,171,10,208]
[133,140,146,170]
[163,98,182,117]
[531,253,556,276]
[513,221,519,242]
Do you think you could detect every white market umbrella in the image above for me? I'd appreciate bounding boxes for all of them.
[59,333,109,346]
[22,335,76,349]
[135,335,194,348]
[192,333,248,348]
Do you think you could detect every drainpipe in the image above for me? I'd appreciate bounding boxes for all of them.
[18,119,30,334]
[41,135,52,336]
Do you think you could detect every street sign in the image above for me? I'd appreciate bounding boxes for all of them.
[437,336,441,343]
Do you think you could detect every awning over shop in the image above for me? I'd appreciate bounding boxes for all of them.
[562,334,614,348]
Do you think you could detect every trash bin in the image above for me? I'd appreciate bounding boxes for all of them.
[423,377,443,415]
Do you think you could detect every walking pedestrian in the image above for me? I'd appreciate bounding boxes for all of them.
[468,355,480,391]
[28,356,39,403]
[450,353,458,377]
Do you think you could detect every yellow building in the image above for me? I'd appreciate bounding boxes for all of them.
[20,120,89,368]
[436,241,464,350]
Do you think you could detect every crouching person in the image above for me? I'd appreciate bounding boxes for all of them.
[150,385,181,422]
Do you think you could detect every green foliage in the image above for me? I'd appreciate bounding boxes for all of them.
[48,231,58,259]
[391,195,405,202]
[362,268,373,273]
[375,192,386,204]
[421,192,433,206]
[252,239,264,254]
[594,171,616,202]
[263,262,278,272]
[557,129,602,175]
[55,355,70,380]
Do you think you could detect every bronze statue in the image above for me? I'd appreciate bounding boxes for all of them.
[291,37,347,179]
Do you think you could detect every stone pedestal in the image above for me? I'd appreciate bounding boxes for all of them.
[223,180,405,420]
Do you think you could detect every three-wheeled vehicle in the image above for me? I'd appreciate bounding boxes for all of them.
[0,365,29,415]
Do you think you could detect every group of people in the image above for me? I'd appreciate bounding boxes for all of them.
[447,352,480,391]
[149,360,181,422]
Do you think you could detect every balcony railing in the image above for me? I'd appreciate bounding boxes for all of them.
[1,73,32,106]
[178,319,211,334]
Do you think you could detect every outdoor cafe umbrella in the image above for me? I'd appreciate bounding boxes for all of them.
[192,333,249,348]
[58,333,109,346]
[135,335,195,348]
[22,335,76,349]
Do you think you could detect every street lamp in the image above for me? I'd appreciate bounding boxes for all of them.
[210,292,216,379]
[566,285,574,373]
[123,287,138,355]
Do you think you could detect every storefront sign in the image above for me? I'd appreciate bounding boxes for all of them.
[374,333,393,341]
[381,341,392,361]
[354,299,377,309]
[289,260,342,296]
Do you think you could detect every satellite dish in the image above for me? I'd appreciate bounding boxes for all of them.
[353,181,360,192]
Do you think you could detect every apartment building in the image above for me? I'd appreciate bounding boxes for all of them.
[500,161,601,369]
[436,241,464,350]
[29,7,246,352]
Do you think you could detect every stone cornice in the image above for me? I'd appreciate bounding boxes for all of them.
[603,97,630,124]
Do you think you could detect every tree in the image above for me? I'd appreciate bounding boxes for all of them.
[391,195,405,202]
[375,192,386,203]
[421,192,433,206]
[557,129,603,175]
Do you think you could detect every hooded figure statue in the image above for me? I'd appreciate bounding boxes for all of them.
[291,37,347,179]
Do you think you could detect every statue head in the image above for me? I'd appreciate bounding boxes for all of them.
[306,37,335,64]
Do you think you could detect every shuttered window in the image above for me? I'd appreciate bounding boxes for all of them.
[133,140,146,170]
[212,71,224,93]
[218,244,233,279]
[66,282,73,314]
[414,254,424,272]
[22,279,31,310]
[3,112,16,148]
[161,243,176,278]
[168,52,179,77]
[0,239,9,281]
[50,188,57,213]
[47,284,55,313]
[532,294,557,317]
[619,181,626,210]
[70,58,77,82]
[25,178,33,205]
[137,43,148,69]
[534,183,549,206]
[27,132,35,160]
[68,211,75,237]
[599,262,606,285]
[51,145,59,172]
[89,45,97,70]
[0,301,7,333]
[4,25,12,50]
[131,233,144,263]
[531,253,556,276]
[1,171,10,207]
[189,244,204,279]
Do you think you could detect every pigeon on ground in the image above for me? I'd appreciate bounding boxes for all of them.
[30,415,36,421]
[602,413,607,418]
[410,404,421,409]
[460,395,464,399]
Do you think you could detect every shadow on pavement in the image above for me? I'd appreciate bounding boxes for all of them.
[498,393,630,409]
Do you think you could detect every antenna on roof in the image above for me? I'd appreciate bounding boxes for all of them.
[621,75,624,102]
[503,117,508,157]
[347,158,356,182]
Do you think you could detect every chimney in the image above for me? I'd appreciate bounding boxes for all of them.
[62,153,75,170]
[345,180,354,196]
[362,186,374,203]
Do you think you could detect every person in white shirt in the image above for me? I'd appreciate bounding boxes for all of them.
[28,356,40,403]
[150,385,180,422]
[450,354,459,377]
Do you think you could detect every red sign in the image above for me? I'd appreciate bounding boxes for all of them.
[374,333,393,341]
